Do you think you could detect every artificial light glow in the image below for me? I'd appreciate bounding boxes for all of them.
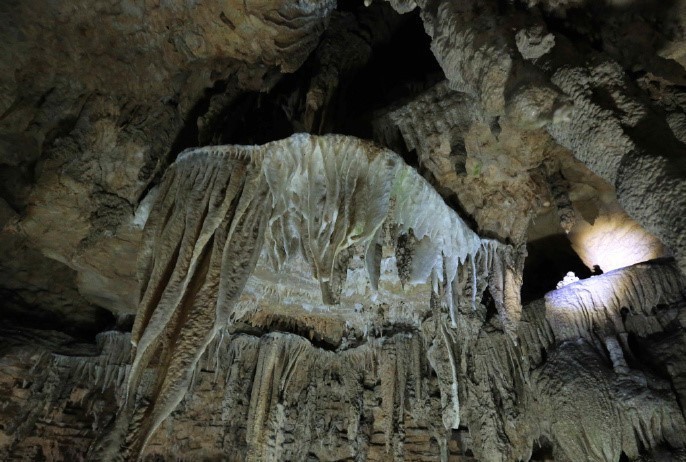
[569,210,668,273]
[556,271,579,289]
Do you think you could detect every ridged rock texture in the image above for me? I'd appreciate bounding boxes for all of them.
[2,258,686,461]
[387,0,686,273]
[99,134,519,460]
[1,0,686,461]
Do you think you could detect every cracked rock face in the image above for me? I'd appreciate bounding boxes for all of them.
[1,1,686,461]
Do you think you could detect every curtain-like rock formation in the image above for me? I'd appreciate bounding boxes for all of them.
[2,1,686,461]
[2,259,685,461]
[96,134,519,460]
[1,0,336,321]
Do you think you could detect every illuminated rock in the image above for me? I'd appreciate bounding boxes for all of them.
[380,0,686,274]
[99,134,520,459]
[569,210,670,273]
[1,2,686,461]
[555,271,579,289]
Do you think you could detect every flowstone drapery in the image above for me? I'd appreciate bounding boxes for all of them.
[94,134,517,459]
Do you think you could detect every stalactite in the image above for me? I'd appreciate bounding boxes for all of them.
[378,0,686,273]
[4,2,686,460]
[3,261,685,461]
[547,170,576,233]
[98,133,512,460]
[451,259,686,462]
[53,331,131,395]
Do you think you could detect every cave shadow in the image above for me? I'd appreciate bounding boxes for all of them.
[522,233,592,303]
[197,4,444,150]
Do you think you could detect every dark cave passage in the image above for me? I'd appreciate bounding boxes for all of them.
[522,234,592,303]
[192,4,442,151]
[331,7,444,139]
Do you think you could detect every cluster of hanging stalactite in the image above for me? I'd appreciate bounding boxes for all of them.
[90,134,522,460]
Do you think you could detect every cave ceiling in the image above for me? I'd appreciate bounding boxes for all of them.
[1,0,686,461]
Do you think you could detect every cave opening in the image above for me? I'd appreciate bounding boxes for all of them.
[332,5,444,139]
[0,294,116,343]
[530,435,555,461]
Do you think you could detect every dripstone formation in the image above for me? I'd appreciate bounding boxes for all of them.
[1,0,686,461]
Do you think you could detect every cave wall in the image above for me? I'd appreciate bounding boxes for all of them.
[1,0,686,461]
[2,260,686,461]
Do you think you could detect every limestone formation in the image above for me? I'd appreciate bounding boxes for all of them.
[373,80,553,243]
[0,0,336,320]
[93,134,525,460]
[1,1,686,461]
[2,259,685,461]
[379,0,686,273]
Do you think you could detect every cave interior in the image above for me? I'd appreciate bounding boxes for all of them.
[1,0,686,461]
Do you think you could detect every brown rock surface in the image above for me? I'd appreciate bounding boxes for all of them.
[0,0,335,319]
[2,260,686,461]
